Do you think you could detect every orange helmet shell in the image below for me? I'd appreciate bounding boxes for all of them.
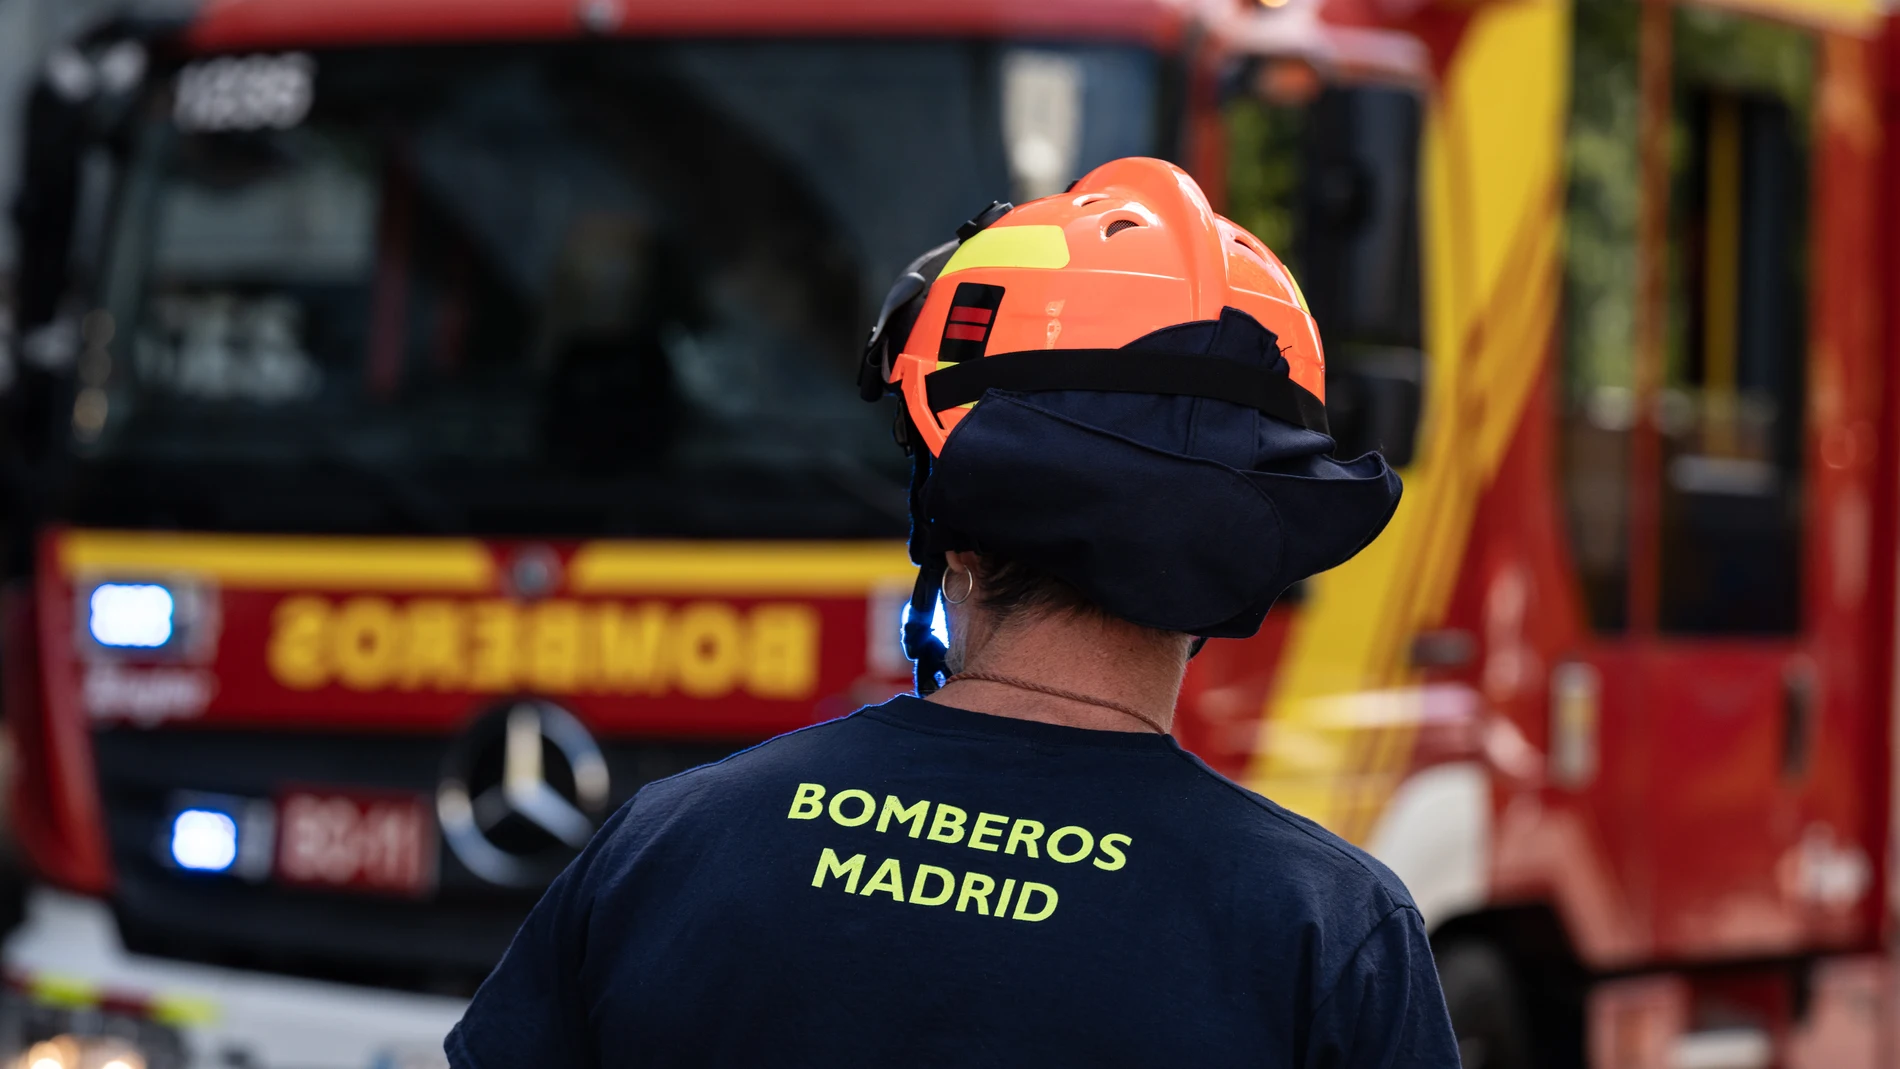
[892,157,1325,457]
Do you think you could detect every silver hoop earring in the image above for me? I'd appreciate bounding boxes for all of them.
[943,569,975,605]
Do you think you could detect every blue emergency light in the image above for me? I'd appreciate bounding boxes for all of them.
[899,597,951,652]
[169,808,239,873]
[88,583,176,649]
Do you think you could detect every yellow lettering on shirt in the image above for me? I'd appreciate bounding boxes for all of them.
[790,786,1123,926]
[828,789,876,828]
[861,857,906,901]
[928,804,968,845]
[1004,819,1044,858]
[968,812,1008,852]
[877,796,930,837]
[1046,826,1095,864]
[956,871,995,915]
[812,848,865,893]
[911,865,956,906]
[1013,882,1058,922]
[787,784,825,820]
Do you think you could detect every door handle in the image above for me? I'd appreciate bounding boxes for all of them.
[1780,657,1817,780]
[1550,660,1601,789]
[1409,628,1476,670]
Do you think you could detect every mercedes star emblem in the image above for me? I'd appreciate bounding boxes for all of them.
[438,699,611,887]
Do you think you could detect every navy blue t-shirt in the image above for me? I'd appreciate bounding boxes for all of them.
[447,697,1459,1068]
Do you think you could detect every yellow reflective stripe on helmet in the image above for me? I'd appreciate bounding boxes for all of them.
[941,225,1070,275]
[1285,266,1311,315]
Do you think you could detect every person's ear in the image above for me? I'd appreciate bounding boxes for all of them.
[943,551,981,605]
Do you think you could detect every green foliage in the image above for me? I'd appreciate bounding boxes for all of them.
[1673,5,1814,118]
[1562,0,1643,396]
[1222,97,1307,273]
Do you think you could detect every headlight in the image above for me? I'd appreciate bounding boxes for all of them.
[12,1035,146,1069]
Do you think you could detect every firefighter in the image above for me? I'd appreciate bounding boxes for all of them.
[447,157,1454,1067]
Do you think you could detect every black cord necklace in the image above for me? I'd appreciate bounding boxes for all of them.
[944,671,1170,734]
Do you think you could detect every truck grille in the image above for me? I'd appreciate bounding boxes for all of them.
[91,727,747,996]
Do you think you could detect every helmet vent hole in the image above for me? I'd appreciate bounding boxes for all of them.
[1233,236,1263,258]
[1104,219,1142,238]
[1073,193,1110,207]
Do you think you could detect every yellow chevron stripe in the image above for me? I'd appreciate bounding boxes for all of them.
[1246,0,1571,835]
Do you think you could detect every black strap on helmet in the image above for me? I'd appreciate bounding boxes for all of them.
[923,348,1329,436]
[857,200,1013,404]
[857,242,950,403]
[859,200,1014,694]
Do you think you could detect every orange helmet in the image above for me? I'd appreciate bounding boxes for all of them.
[859,156,1399,695]
[878,157,1329,457]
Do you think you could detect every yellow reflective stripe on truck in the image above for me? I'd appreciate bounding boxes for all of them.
[26,974,95,1009]
[150,994,220,1026]
[56,531,917,598]
[567,542,916,596]
[18,971,219,1025]
[59,531,495,592]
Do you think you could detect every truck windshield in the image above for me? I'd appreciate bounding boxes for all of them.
[68,40,1158,538]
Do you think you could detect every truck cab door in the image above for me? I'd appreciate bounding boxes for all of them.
[1631,12,1879,960]
[1556,6,1881,964]
[1642,11,1889,958]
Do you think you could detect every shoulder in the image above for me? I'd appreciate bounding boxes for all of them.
[1166,747,1417,919]
[604,709,880,838]
[1162,751,1428,1006]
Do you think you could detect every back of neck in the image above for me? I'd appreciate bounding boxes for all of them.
[928,612,1189,734]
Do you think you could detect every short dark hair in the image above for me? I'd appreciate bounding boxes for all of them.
[970,555,1104,624]
[968,554,1195,651]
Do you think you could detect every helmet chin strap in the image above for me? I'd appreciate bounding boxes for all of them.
[904,554,951,695]
[899,412,952,695]
[864,201,1013,696]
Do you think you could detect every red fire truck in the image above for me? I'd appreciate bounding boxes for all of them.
[3,0,1898,1066]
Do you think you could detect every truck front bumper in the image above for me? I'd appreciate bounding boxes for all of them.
[2,888,468,1069]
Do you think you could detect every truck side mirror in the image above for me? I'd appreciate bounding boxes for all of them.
[1326,346,1421,467]
[12,74,90,351]
[4,66,94,572]
[1221,72,1426,469]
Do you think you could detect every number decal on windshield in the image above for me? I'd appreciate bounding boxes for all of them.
[136,294,322,404]
[174,53,315,133]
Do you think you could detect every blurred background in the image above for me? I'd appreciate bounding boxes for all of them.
[0,0,1896,1067]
